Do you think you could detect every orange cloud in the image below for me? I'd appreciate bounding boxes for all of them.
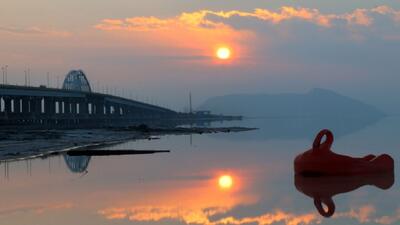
[372,5,400,22]
[211,210,319,225]
[100,204,400,225]
[98,170,262,225]
[95,9,253,63]
[95,10,227,31]
[95,5,400,32]
[251,7,332,27]
[94,7,332,32]
[99,206,320,225]
[341,9,373,26]
[99,206,229,224]
[94,5,400,61]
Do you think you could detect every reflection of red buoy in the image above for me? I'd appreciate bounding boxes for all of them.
[295,173,394,217]
[294,129,394,176]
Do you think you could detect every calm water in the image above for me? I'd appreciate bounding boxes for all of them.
[0,117,399,225]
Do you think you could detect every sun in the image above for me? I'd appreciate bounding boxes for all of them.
[216,47,231,60]
[218,175,233,189]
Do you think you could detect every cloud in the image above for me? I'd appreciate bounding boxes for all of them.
[0,203,73,218]
[94,8,331,32]
[334,205,376,223]
[95,9,254,63]
[93,5,400,64]
[341,9,373,26]
[334,205,400,225]
[372,5,400,22]
[375,208,400,225]
[211,210,318,225]
[0,26,71,37]
[98,203,400,225]
[98,206,320,225]
[95,5,400,32]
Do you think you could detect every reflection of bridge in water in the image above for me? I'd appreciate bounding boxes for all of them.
[0,70,178,128]
[63,155,91,173]
[0,148,170,177]
[0,154,91,178]
[0,155,82,179]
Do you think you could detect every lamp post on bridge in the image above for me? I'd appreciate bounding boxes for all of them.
[1,65,8,85]
[24,70,28,86]
[4,65,7,85]
[27,68,31,86]
[5,65,8,84]
[46,72,50,88]
[1,66,4,84]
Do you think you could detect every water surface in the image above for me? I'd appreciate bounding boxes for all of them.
[0,117,398,225]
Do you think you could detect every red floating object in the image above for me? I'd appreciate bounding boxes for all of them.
[295,173,394,217]
[294,129,394,176]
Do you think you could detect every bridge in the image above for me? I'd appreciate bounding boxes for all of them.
[0,70,178,128]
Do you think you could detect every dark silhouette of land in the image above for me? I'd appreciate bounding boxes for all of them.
[198,88,385,118]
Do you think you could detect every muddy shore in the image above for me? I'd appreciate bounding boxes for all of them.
[0,126,256,161]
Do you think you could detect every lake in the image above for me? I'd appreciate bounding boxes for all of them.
[0,116,398,225]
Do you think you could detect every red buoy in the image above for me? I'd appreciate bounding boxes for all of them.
[294,129,394,176]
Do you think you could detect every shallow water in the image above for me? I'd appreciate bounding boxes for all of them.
[0,117,399,225]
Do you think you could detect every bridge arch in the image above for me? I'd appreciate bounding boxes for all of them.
[62,70,92,92]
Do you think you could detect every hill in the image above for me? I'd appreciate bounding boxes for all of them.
[197,88,385,118]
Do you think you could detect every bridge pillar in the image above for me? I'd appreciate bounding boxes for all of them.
[4,97,12,114]
[45,97,55,115]
[80,99,88,115]
[61,100,65,114]
[13,97,22,125]
[29,97,37,123]
[22,97,30,114]
[33,97,41,123]
[71,100,77,115]
[0,97,4,119]
[104,102,109,115]
[129,106,135,119]
[93,101,99,116]
[34,97,42,116]
[64,98,72,127]
[15,97,22,114]
[67,99,73,114]
[44,97,54,126]
[74,100,81,125]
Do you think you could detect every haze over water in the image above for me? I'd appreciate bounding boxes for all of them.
[0,117,398,225]
[1,1,400,112]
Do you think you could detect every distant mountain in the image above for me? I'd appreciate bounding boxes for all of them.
[197,88,385,118]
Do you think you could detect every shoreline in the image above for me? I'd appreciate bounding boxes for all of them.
[0,126,256,162]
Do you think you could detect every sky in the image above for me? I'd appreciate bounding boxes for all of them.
[0,0,400,113]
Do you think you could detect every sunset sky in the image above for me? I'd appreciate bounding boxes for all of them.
[1,0,399,112]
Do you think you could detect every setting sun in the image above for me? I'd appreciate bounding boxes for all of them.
[218,175,233,189]
[216,47,231,60]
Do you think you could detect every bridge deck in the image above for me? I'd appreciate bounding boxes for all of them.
[0,84,177,128]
